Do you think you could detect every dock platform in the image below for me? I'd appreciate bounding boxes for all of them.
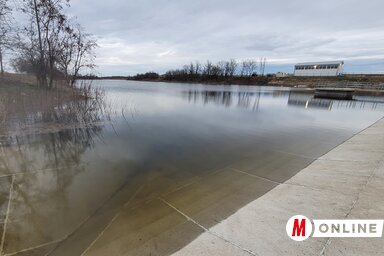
[314,88,355,100]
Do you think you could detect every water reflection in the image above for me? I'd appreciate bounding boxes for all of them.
[183,90,264,110]
[182,89,384,112]
[288,92,384,111]
[0,81,384,256]
[0,87,108,255]
[0,87,107,173]
[288,92,333,110]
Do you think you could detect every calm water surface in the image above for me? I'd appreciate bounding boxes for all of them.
[1,80,383,255]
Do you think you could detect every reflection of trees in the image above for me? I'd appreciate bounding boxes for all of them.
[0,88,109,254]
[0,88,107,174]
[187,89,384,112]
[183,90,267,110]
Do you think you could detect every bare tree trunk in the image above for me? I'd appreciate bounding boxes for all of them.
[33,0,46,87]
[0,48,3,76]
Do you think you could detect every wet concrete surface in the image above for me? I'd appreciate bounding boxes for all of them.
[173,119,384,256]
[0,81,384,255]
[82,199,203,256]
[0,177,11,223]
[0,144,318,255]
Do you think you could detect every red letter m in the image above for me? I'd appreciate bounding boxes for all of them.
[292,219,306,237]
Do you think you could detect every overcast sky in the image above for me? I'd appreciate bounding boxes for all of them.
[67,0,384,76]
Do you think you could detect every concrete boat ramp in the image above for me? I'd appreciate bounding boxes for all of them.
[173,119,384,256]
[2,117,383,256]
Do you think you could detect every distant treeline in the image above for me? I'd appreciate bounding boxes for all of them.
[125,59,271,84]
[130,72,160,80]
[163,59,263,82]
[78,72,160,81]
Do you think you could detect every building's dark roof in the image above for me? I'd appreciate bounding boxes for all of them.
[295,61,344,66]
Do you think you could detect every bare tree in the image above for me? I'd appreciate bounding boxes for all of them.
[210,64,221,78]
[188,62,194,76]
[203,60,213,76]
[216,61,226,77]
[194,61,201,75]
[20,0,49,86]
[241,59,257,77]
[11,23,41,75]
[57,24,97,87]
[16,0,97,88]
[221,60,237,77]
[227,59,237,77]
[0,0,12,75]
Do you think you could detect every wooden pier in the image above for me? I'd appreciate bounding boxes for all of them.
[314,88,355,100]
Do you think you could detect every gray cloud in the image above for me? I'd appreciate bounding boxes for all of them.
[69,0,384,75]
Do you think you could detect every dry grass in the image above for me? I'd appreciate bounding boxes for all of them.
[0,72,37,86]
[0,72,109,139]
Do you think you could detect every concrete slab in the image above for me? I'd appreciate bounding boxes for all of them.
[172,119,384,256]
[347,133,384,145]
[373,161,384,178]
[2,172,76,255]
[0,176,11,222]
[172,232,253,256]
[337,140,384,153]
[2,160,206,255]
[47,179,145,256]
[1,114,382,256]
[0,223,4,254]
[286,159,376,195]
[359,124,384,135]
[324,237,384,256]
[204,184,355,256]
[0,164,132,255]
[319,143,384,162]
[229,151,314,183]
[82,199,204,256]
[296,159,377,177]
[4,241,60,256]
[320,162,384,256]
[80,167,277,256]
[323,168,384,256]
[344,177,384,220]
[162,168,277,228]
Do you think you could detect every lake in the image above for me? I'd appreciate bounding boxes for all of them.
[1,80,383,255]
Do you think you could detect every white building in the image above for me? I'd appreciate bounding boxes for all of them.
[294,61,344,77]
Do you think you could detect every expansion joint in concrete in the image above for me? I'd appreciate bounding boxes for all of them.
[0,175,15,256]
[158,197,258,256]
[319,158,382,256]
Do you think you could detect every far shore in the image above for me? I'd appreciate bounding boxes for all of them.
[79,73,384,96]
[81,73,384,86]
[3,72,384,97]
